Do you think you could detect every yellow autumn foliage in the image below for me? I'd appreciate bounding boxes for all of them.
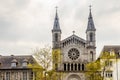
[28,63,44,80]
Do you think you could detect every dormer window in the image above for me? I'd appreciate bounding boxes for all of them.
[118,50,120,56]
[11,63,16,67]
[23,62,27,67]
[11,59,17,68]
[22,59,28,67]
[110,50,114,56]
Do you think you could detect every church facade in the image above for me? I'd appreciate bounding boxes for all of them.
[52,7,96,80]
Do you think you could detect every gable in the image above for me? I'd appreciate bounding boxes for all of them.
[61,34,86,47]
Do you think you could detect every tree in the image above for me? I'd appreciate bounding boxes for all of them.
[86,59,102,80]
[33,46,52,80]
[28,63,44,80]
[46,70,58,80]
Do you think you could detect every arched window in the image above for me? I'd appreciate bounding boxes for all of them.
[11,59,17,68]
[22,59,28,67]
[90,33,93,42]
[82,64,84,71]
[78,64,81,71]
[90,51,94,61]
[55,33,58,41]
[71,63,73,71]
[75,64,77,71]
[64,63,66,71]
[55,63,58,70]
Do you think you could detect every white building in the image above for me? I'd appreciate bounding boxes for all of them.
[99,46,120,80]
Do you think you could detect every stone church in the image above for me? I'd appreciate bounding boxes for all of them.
[52,7,96,80]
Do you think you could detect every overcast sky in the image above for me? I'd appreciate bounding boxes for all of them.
[0,0,120,57]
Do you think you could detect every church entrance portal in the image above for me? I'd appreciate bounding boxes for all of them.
[67,74,81,80]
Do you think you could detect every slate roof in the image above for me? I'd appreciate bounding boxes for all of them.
[86,8,96,32]
[52,8,61,32]
[100,45,120,58]
[0,55,36,69]
[102,45,120,53]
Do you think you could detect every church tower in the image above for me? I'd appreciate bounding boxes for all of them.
[52,7,61,70]
[86,6,96,61]
[52,7,61,49]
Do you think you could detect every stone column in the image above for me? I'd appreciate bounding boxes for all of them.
[73,63,75,71]
[77,63,78,71]
[70,63,71,71]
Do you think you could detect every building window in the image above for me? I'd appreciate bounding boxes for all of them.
[55,63,58,70]
[6,72,10,80]
[55,33,58,41]
[78,64,81,71]
[22,62,27,67]
[75,64,77,71]
[23,59,28,67]
[23,72,27,80]
[11,59,17,68]
[90,51,94,61]
[90,33,93,42]
[119,51,120,55]
[110,50,114,56]
[105,61,109,66]
[82,64,84,71]
[30,72,33,80]
[68,48,80,60]
[105,71,112,78]
[11,63,16,67]
[14,72,18,80]
[64,63,66,71]
[105,61,112,67]
[0,72,2,79]
[71,63,73,71]
[109,61,112,66]
[67,63,70,71]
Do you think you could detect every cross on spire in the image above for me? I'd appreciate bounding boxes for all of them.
[55,6,58,12]
[89,5,92,12]
[55,6,58,9]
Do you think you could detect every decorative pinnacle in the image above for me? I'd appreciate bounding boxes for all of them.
[73,31,75,34]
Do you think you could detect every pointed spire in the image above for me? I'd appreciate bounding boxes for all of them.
[52,6,61,32]
[86,5,96,32]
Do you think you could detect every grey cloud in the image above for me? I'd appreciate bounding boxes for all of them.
[0,0,120,55]
[15,0,30,8]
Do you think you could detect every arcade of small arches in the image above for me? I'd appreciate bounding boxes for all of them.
[62,37,85,48]
[64,63,85,71]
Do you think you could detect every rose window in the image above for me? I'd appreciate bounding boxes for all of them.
[68,48,80,60]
